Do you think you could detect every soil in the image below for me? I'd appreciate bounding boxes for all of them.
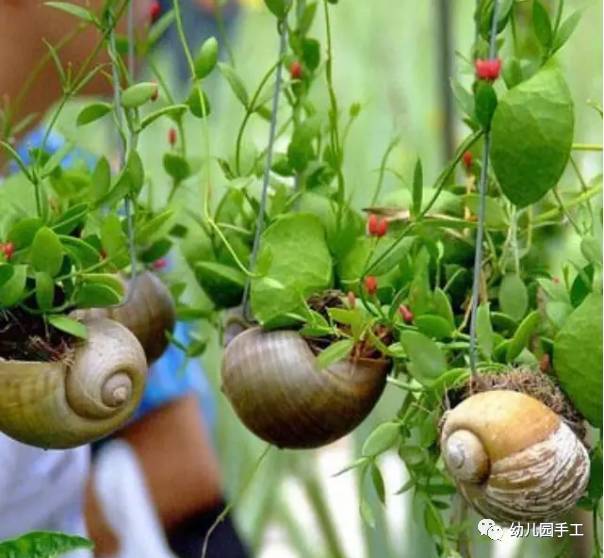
[446,368,586,440]
[0,308,76,362]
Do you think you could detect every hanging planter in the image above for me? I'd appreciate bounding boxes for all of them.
[439,371,590,523]
[0,317,146,449]
[222,326,389,449]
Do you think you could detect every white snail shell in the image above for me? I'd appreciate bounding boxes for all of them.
[221,327,389,449]
[74,271,175,363]
[0,318,147,449]
[440,390,590,524]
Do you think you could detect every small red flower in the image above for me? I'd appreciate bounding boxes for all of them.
[290,60,302,80]
[150,82,159,102]
[168,127,177,147]
[153,258,168,270]
[462,151,473,171]
[364,276,378,296]
[1,242,14,260]
[375,218,388,237]
[149,1,161,23]
[475,58,502,81]
[399,304,414,324]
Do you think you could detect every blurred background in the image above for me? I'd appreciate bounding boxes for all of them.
[44,1,602,557]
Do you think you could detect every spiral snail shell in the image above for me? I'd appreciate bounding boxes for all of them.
[440,390,589,524]
[221,327,389,449]
[0,318,147,449]
[74,271,175,363]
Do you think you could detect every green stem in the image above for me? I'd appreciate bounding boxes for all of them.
[572,143,603,152]
[371,136,399,206]
[533,183,602,224]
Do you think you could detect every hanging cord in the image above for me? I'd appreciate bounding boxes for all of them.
[241,20,288,322]
[468,0,500,377]
[108,2,138,307]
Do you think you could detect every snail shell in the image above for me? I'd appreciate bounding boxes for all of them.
[0,318,147,449]
[221,327,389,449]
[74,271,175,363]
[440,390,590,524]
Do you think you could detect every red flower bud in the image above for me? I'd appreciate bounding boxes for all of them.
[290,60,302,80]
[150,82,159,102]
[347,291,356,308]
[149,1,161,23]
[462,150,473,171]
[1,242,14,260]
[375,218,388,237]
[168,127,177,147]
[399,304,414,323]
[539,353,551,374]
[364,276,378,296]
[475,58,502,81]
[153,258,168,270]
[367,213,379,236]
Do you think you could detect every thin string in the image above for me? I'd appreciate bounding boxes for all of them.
[468,0,500,377]
[241,20,288,321]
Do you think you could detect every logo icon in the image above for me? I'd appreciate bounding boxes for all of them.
[477,518,504,541]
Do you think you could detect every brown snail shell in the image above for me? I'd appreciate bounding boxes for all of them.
[221,327,389,449]
[440,390,590,524]
[74,271,175,363]
[0,318,147,449]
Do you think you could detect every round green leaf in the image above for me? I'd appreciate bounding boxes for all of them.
[76,102,112,126]
[195,261,246,309]
[399,331,447,384]
[48,315,88,339]
[506,310,540,362]
[35,271,55,311]
[121,82,157,108]
[490,62,574,207]
[554,293,602,427]
[76,282,122,308]
[194,36,218,79]
[31,226,64,277]
[187,88,212,119]
[415,314,454,340]
[0,265,26,308]
[498,273,528,321]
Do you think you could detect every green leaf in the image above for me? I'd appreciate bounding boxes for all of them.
[51,203,88,235]
[91,156,111,202]
[76,282,122,308]
[302,38,321,71]
[412,158,423,218]
[316,338,354,369]
[415,315,453,340]
[502,57,523,89]
[0,265,27,308]
[0,530,93,558]
[490,62,574,207]
[218,63,249,108]
[76,102,112,126]
[187,88,212,119]
[370,463,386,504]
[533,0,553,48]
[163,153,191,182]
[35,272,55,311]
[476,303,494,358]
[80,273,125,297]
[126,150,144,195]
[250,213,333,328]
[432,288,455,328]
[552,11,581,53]
[264,0,291,18]
[45,2,95,22]
[194,36,219,79]
[399,331,447,384]
[474,81,498,130]
[7,218,43,249]
[194,261,245,309]
[359,495,376,528]
[463,194,508,229]
[31,226,64,276]
[362,422,400,456]
[140,104,188,130]
[148,10,175,45]
[48,315,88,340]
[506,310,540,362]
[499,273,528,321]
[60,236,100,269]
[554,293,602,427]
[100,215,129,269]
[121,82,158,108]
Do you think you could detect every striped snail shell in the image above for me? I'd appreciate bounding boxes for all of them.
[74,271,175,363]
[440,390,590,524]
[221,327,389,449]
[0,318,147,449]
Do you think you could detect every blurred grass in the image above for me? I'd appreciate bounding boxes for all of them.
[45,1,603,557]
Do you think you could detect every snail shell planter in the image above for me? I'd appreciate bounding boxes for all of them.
[221,327,390,449]
[0,318,147,449]
[74,271,176,363]
[440,389,590,524]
